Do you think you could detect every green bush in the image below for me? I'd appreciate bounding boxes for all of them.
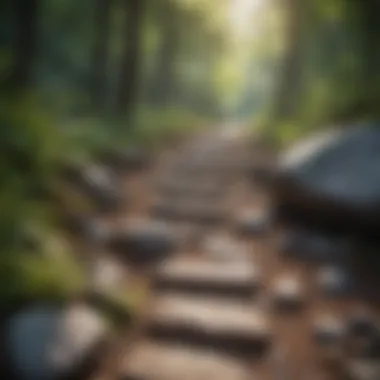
[0,93,211,311]
[0,96,86,306]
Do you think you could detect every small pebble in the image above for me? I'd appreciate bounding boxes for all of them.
[272,275,305,311]
[347,311,377,339]
[317,266,353,298]
[312,314,346,346]
[235,210,271,237]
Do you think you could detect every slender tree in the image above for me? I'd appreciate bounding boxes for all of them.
[115,0,145,117]
[149,1,181,106]
[91,0,113,109]
[271,0,304,122]
[10,0,40,91]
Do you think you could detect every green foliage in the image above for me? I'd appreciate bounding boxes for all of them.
[0,228,86,305]
[0,92,211,310]
[131,107,209,148]
[16,250,84,302]
[262,0,380,145]
[0,95,86,306]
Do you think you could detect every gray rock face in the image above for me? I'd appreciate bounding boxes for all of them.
[7,304,107,380]
[107,219,177,266]
[274,125,380,235]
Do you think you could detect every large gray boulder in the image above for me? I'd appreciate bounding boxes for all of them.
[7,304,108,380]
[273,125,380,236]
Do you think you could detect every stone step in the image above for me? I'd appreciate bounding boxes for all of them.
[201,233,250,262]
[168,162,240,179]
[120,341,249,380]
[157,181,224,199]
[154,259,261,298]
[147,295,272,357]
[152,201,227,225]
[157,173,230,191]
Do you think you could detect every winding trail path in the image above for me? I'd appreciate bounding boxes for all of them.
[92,127,380,380]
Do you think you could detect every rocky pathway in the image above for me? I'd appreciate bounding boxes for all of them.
[94,129,380,380]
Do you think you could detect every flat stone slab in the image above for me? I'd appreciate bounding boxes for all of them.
[148,295,271,356]
[156,180,223,198]
[154,259,261,298]
[201,234,250,262]
[152,201,226,224]
[120,341,249,380]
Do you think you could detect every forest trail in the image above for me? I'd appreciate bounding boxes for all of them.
[91,127,378,380]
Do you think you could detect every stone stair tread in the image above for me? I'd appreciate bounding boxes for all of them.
[159,258,256,276]
[152,201,226,224]
[147,295,271,355]
[121,341,249,380]
[156,178,222,194]
[155,258,259,288]
[151,294,267,332]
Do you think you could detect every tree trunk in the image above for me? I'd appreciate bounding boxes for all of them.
[91,0,112,109]
[115,0,145,117]
[272,0,304,122]
[11,0,39,91]
[149,2,181,106]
